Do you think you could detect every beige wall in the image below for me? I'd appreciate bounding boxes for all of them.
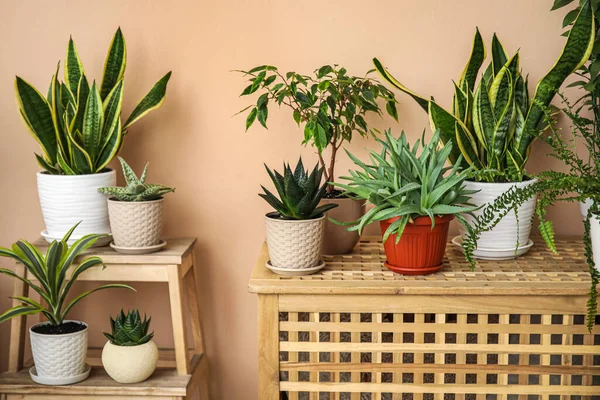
[0,0,584,398]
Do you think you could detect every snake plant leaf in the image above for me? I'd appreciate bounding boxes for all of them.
[70,74,90,135]
[35,154,58,174]
[82,83,104,162]
[100,80,124,155]
[64,37,85,95]
[15,77,58,165]
[50,64,69,158]
[472,81,495,150]
[489,66,513,117]
[514,1,595,161]
[68,129,93,174]
[373,58,429,112]
[60,284,135,321]
[123,71,172,130]
[428,101,475,167]
[100,28,127,100]
[490,34,508,76]
[489,86,514,169]
[95,120,122,173]
[458,28,486,92]
[452,83,468,122]
[454,122,481,169]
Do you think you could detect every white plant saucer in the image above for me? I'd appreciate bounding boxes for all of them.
[451,236,534,260]
[110,240,167,255]
[41,230,112,247]
[266,260,326,276]
[30,363,91,386]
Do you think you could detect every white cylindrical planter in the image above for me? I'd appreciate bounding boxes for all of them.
[37,170,116,244]
[590,215,600,273]
[458,179,537,252]
[29,321,88,380]
[265,213,325,270]
[102,340,159,383]
[580,198,593,219]
[107,198,164,248]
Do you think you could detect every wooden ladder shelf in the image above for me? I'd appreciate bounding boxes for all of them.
[0,238,210,400]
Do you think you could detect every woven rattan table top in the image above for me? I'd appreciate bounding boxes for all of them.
[249,236,594,295]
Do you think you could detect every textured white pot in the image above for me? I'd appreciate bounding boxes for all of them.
[590,215,600,273]
[265,213,325,269]
[458,179,537,251]
[107,198,164,247]
[37,170,116,242]
[580,198,593,219]
[102,340,159,383]
[29,321,88,379]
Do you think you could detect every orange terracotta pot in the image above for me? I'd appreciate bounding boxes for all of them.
[379,215,453,275]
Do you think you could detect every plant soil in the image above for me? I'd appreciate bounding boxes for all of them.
[32,321,86,335]
[322,189,348,199]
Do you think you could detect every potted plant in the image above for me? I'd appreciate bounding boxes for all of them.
[238,65,398,254]
[98,157,175,254]
[335,130,477,275]
[260,158,337,275]
[102,309,158,383]
[15,28,171,245]
[373,3,594,258]
[0,223,135,385]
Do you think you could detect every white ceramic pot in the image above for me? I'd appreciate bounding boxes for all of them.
[102,340,159,383]
[580,198,593,219]
[458,179,537,252]
[590,215,600,273]
[29,321,88,380]
[107,198,164,248]
[265,212,325,270]
[37,169,116,244]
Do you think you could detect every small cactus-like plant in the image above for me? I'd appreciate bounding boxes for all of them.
[103,309,154,346]
[98,157,174,201]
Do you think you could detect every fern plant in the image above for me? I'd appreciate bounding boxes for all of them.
[0,223,135,325]
[461,96,600,331]
[103,309,153,346]
[98,157,174,201]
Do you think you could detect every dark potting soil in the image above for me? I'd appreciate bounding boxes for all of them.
[322,189,347,199]
[32,321,86,335]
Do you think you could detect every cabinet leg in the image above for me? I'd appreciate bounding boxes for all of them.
[258,294,280,400]
[8,264,28,372]
[186,253,206,355]
[168,265,190,375]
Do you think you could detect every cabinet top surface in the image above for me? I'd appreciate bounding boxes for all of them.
[248,236,593,295]
[33,237,196,264]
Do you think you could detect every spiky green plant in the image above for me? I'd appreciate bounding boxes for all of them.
[335,130,479,243]
[373,3,594,182]
[98,157,174,201]
[260,158,338,220]
[0,223,135,326]
[15,28,172,175]
[103,309,154,346]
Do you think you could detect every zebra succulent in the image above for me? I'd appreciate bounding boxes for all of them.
[98,157,174,201]
[103,309,153,346]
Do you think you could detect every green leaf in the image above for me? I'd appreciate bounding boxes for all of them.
[257,105,268,129]
[373,58,429,112]
[490,34,508,76]
[245,107,257,131]
[64,37,85,95]
[82,82,104,162]
[458,28,486,92]
[100,28,127,100]
[293,110,301,126]
[0,306,40,324]
[123,71,171,130]
[386,101,398,121]
[562,8,579,27]
[61,284,135,321]
[551,0,575,10]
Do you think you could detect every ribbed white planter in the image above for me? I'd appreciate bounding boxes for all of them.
[590,215,600,273]
[107,198,164,248]
[458,179,537,251]
[580,198,593,219]
[29,321,88,380]
[265,213,324,270]
[37,170,116,243]
[102,340,159,383]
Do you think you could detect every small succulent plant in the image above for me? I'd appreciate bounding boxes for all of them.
[260,158,338,220]
[103,309,154,346]
[99,157,174,201]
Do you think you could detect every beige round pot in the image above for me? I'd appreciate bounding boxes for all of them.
[265,212,324,270]
[320,197,365,255]
[107,198,164,248]
[102,340,158,384]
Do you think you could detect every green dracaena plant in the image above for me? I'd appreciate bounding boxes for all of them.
[98,157,174,201]
[373,3,594,182]
[0,223,135,326]
[103,309,154,346]
[260,158,338,220]
[335,130,478,243]
[15,27,172,175]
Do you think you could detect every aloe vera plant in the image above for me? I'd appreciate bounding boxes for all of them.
[374,3,594,182]
[0,223,135,325]
[104,309,153,346]
[15,28,171,175]
[98,157,174,201]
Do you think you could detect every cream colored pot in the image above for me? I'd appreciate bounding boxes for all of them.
[320,198,365,255]
[107,198,164,248]
[101,340,159,383]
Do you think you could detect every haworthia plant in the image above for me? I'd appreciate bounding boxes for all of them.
[15,28,172,175]
[374,3,594,182]
[104,309,154,346]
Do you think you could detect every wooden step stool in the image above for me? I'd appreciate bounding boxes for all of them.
[0,238,210,400]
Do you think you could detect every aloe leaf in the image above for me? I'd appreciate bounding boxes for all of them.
[458,28,486,91]
[100,28,127,100]
[123,71,171,130]
[373,58,429,112]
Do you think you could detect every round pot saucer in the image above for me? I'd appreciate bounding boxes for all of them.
[110,240,167,255]
[451,236,534,260]
[30,363,91,386]
[266,260,325,276]
[384,261,443,275]
[41,230,112,247]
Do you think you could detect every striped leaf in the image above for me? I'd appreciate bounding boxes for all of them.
[61,284,135,321]
[373,58,429,112]
[100,28,127,100]
[70,74,90,135]
[123,71,172,130]
[0,306,40,324]
[82,83,104,162]
[458,28,486,92]
[100,80,124,155]
[95,120,122,173]
[488,84,514,170]
[472,82,495,151]
[427,101,474,167]
[489,66,513,118]
[64,37,85,95]
[490,34,508,76]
